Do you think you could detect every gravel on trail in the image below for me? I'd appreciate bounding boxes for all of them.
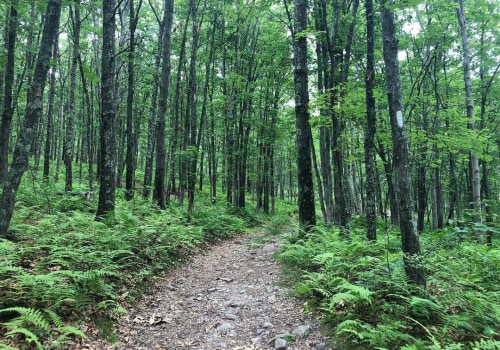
[76,230,331,350]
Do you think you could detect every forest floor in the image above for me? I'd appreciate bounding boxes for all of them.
[75,229,331,350]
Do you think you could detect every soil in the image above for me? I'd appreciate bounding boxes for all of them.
[76,230,331,350]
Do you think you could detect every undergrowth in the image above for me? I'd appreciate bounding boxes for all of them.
[0,180,255,349]
[279,218,499,349]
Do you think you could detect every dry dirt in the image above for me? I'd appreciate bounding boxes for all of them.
[76,230,331,350]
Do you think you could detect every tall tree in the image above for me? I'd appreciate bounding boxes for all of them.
[65,0,82,192]
[380,0,425,288]
[293,0,316,231]
[0,1,18,185]
[153,0,174,209]
[456,0,481,223]
[364,0,377,241]
[0,0,62,238]
[96,0,117,220]
[125,0,143,201]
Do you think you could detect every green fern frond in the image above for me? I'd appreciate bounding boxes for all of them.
[57,325,86,338]
[336,319,373,340]
[44,309,64,328]
[470,339,500,350]
[0,307,50,332]
[4,328,43,349]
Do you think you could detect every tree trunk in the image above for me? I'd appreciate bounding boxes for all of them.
[380,0,425,288]
[65,0,81,192]
[456,0,481,224]
[95,0,117,220]
[364,0,377,241]
[43,41,58,180]
[142,21,164,198]
[153,0,174,209]
[187,0,199,218]
[125,0,142,201]
[0,0,62,238]
[293,0,316,231]
[0,2,18,185]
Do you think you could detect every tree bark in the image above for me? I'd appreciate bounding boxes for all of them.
[43,41,59,180]
[456,0,481,223]
[380,0,425,288]
[0,2,18,185]
[96,0,117,220]
[364,0,377,241]
[153,0,174,209]
[125,0,142,201]
[0,0,62,238]
[142,21,164,198]
[65,0,81,192]
[293,0,316,231]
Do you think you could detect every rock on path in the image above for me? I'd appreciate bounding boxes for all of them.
[76,231,330,349]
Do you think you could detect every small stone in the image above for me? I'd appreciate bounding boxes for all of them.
[251,337,261,344]
[222,312,237,320]
[220,277,233,282]
[229,300,245,307]
[315,342,327,350]
[263,322,274,328]
[207,288,217,293]
[167,285,177,291]
[292,325,311,338]
[217,323,235,334]
[275,337,287,349]
[268,295,277,303]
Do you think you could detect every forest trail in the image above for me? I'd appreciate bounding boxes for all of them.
[77,230,330,350]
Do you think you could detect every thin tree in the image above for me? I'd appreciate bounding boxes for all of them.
[65,0,82,192]
[0,0,62,238]
[293,0,316,231]
[95,0,117,220]
[380,0,425,288]
[153,0,174,209]
[456,0,481,223]
[125,0,143,201]
[364,0,377,241]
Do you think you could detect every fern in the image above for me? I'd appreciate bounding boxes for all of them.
[0,307,51,332]
[4,328,43,349]
[336,319,373,339]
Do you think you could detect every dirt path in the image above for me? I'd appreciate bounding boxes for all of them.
[77,230,330,350]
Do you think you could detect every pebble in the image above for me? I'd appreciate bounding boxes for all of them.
[316,342,327,349]
[275,337,287,349]
[292,324,311,338]
[222,312,237,320]
[217,323,234,334]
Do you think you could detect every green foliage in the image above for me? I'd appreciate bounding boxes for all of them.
[0,307,85,349]
[1,185,252,348]
[279,223,500,349]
